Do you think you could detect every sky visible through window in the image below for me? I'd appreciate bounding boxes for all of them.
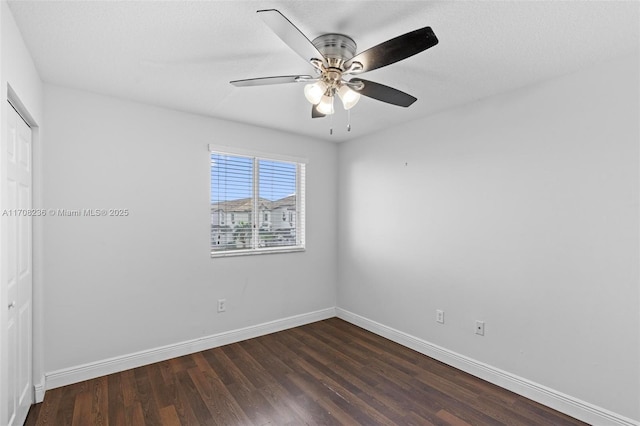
[211,154,296,202]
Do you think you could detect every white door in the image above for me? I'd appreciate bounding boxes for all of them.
[4,102,33,426]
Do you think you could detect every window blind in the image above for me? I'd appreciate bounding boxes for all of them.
[210,150,305,256]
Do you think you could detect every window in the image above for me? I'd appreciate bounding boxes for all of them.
[210,145,306,256]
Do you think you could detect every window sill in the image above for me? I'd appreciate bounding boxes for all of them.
[211,246,305,258]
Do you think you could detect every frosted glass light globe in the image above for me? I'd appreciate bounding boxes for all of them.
[337,85,361,110]
[316,94,334,115]
[304,81,328,105]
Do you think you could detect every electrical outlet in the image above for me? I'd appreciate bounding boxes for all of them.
[475,320,485,336]
[217,299,226,313]
[436,309,445,324]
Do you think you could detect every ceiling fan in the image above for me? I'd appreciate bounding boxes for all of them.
[230,9,439,119]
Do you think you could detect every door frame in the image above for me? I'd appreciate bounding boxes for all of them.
[0,85,42,425]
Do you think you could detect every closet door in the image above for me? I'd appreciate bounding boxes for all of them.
[4,102,33,426]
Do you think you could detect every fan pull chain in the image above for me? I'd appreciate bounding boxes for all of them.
[329,101,334,135]
[347,109,351,132]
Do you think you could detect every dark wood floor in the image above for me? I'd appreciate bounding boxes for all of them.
[26,318,588,425]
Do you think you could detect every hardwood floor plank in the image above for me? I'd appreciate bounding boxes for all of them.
[175,370,216,426]
[402,411,439,426]
[119,369,138,410]
[71,392,93,426]
[169,354,197,375]
[238,338,296,380]
[258,383,319,425]
[160,405,182,426]
[158,359,176,385]
[133,366,163,425]
[203,347,259,391]
[437,408,474,426]
[154,359,204,425]
[225,381,280,425]
[268,334,380,426]
[127,401,146,426]
[25,404,41,426]
[187,366,253,425]
[107,371,126,426]
[221,346,302,424]
[29,385,60,426]
[56,381,88,425]
[26,319,589,426]
[159,405,182,426]
[291,353,396,425]
[286,371,359,425]
[287,325,405,414]
[168,373,203,426]
[190,352,213,375]
[267,330,398,424]
[512,394,589,426]
[89,375,109,426]
[146,362,172,410]
[219,343,275,389]
[234,338,325,424]
[271,337,384,424]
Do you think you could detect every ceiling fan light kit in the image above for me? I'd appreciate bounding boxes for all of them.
[306,33,362,113]
[230,9,438,133]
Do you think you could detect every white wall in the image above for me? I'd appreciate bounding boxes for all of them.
[0,0,45,416]
[42,85,337,374]
[337,54,639,421]
[1,2,42,117]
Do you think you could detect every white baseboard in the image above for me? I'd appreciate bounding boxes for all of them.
[45,307,336,392]
[335,307,639,426]
[34,376,45,403]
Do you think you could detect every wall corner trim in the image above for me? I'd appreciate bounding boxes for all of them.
[44,307,336,392]
[335,307,639,426]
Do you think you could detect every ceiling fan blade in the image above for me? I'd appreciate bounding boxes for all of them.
[344,27,438,74]
[312,104,326,118]
[257,9,325,65]
[350,78,417,107]
[230,75,313,87]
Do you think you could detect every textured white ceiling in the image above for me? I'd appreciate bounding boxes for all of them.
[8,0,639,142]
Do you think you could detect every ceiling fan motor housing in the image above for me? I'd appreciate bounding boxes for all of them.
[311,33,358,92]
[312,34,357,68]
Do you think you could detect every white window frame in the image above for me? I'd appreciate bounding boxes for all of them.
[209,144,306,257]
